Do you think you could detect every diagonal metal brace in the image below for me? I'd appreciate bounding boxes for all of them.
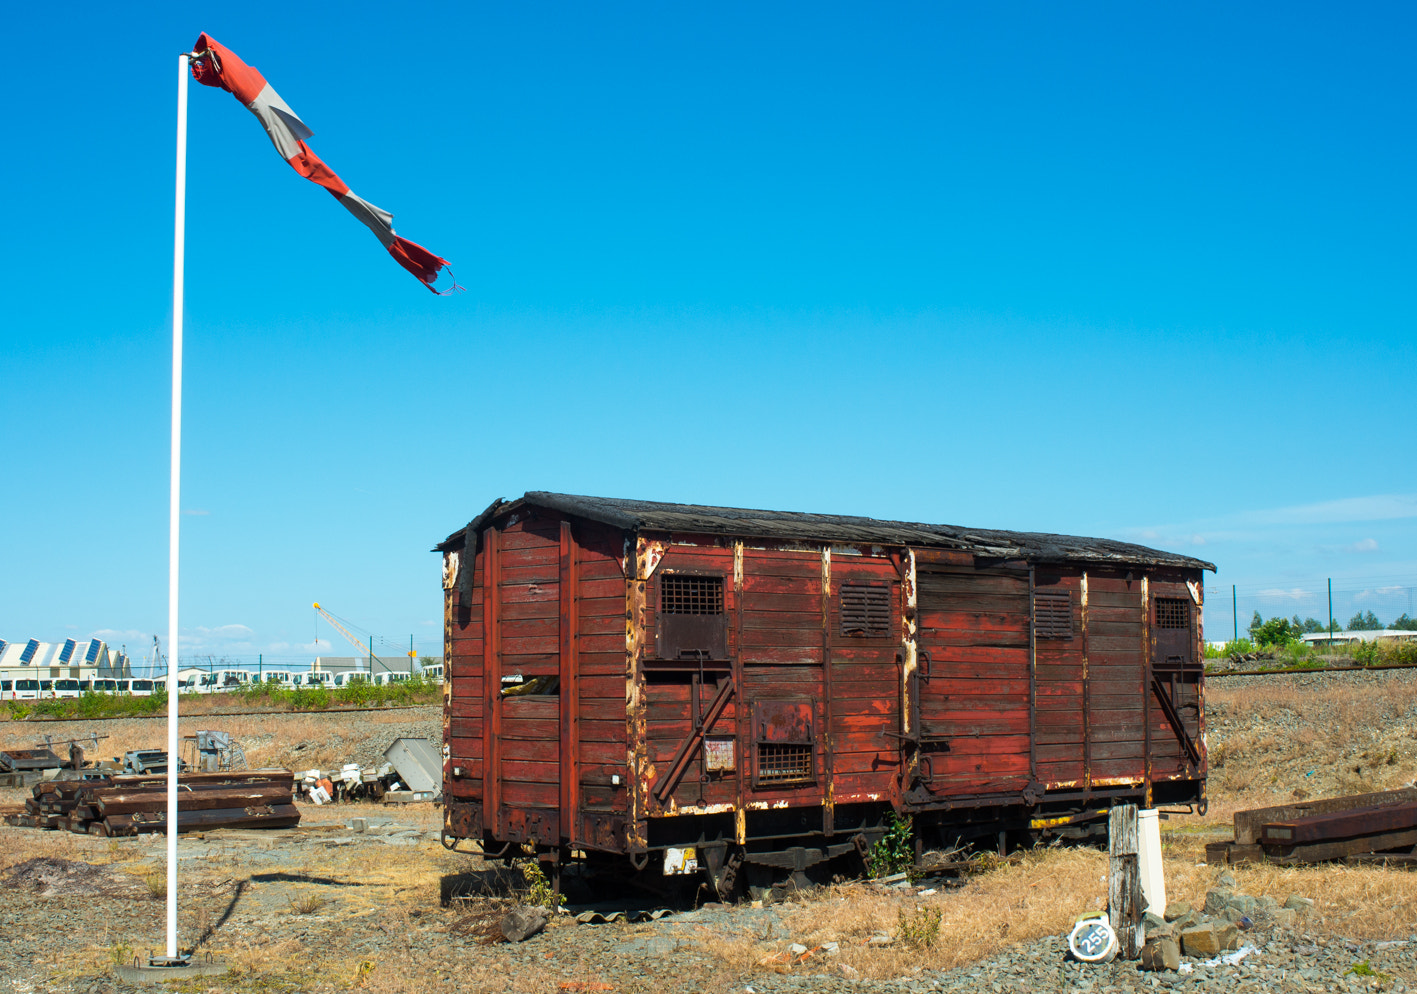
[652,677,735,805]
[1150,676,1201,768]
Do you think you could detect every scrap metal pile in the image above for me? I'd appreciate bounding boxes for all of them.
[1207,787,1417,866]
[4,769,298,836]
[295,737,442,805]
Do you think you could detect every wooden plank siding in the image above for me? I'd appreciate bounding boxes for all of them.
[914,569,1033,795]
[1034,573,1086,788]
[441,499,1209,857]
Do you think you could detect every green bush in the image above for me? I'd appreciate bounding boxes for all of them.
[866,812,914,877]
[1201,640,1258,655]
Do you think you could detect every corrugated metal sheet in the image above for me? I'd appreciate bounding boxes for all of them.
[437,492,1215,572]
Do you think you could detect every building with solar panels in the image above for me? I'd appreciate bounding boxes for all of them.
[0,637,132,699]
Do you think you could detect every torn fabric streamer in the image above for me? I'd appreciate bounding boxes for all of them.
[189,33,453,293]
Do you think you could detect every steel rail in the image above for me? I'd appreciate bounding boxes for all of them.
[14,703,440,721]
[1206,662,1417,678]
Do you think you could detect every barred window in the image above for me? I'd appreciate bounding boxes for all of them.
[661,574,724,615]
[1155,598,1189,629]
[757,743,813,785]
[657,574,728,658]
[840,583,891,637]
[1034,590,1073,639]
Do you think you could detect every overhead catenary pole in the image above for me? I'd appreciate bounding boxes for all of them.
[1328,578,1334,644]
[165,51,190,962]
[1232,585,1237,643]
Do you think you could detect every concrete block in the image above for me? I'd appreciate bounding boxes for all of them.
[1204,888,1233,915]
[1180,924,1220,958]
[1226,893,1257,915]
[1140,936,1181,972]
[1163,901,1193,922]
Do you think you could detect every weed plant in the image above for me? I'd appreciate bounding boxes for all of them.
[866,812,914,878]
[516,858,564,908]
[897,906,943,948]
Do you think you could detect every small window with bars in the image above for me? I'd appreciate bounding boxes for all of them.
[1034,590,1073,639]
[756,743,813,785]
[840,583,891,637]
[661,574,724,615]
[1155,598,1189,629]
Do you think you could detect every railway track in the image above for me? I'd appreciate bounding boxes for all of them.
[9,703,439,722]
[1206,661,1417,678]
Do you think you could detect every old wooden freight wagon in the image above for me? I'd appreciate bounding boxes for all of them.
[438,493,1213,896]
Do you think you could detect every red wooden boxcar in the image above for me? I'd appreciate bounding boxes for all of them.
[438,493,1213,896]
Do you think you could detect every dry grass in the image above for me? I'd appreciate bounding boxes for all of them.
[1161,829,1417,941]
[1205,673,1417,805]
[0,706,434,771]
[704,847,1111,980]
[285,888,329,915]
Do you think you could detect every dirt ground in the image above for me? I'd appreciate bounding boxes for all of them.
[0,671,1414,993]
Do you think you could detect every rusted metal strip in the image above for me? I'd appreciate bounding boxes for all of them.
[733,539,746,845]
[1081,572,1091,791]
[1141,576,1152,808]
[651,677,735,805]
[1149,676,1201,768]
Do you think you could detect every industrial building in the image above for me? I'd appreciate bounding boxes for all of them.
[0,637,133,698]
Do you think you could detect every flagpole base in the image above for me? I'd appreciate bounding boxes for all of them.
[113,951,226,983]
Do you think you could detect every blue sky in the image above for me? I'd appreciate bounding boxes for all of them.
[2,3,1414,667]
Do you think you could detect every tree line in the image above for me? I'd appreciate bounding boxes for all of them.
[1246,610,1417,646]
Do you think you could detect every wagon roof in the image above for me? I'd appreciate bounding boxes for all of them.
[439,492,1214,571]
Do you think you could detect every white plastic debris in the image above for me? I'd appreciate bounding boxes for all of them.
[1177,964,1193,974]
[1201,944,1259,967]
[917,888,937,896]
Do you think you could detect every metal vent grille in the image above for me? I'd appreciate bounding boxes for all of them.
[840,584,891,637]
[1155,598,1189,629]
[661,575,724,615]
[1034,590,1073,639]
[757,743,813,784]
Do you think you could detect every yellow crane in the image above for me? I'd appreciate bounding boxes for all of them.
[312,602,390,678]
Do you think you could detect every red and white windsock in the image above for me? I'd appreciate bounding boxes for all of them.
[189,33,452,292]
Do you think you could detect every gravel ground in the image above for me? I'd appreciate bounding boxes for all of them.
[733,931,1417,993]
[1,678,1414,993]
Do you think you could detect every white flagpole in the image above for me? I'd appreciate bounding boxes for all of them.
[166,51,189,963]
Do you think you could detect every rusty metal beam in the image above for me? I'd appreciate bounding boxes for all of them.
[1149,676,1201,769]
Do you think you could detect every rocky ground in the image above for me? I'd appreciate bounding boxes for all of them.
[0,673,1414,993]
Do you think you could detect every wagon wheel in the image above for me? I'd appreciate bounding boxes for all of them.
[700,845,745,903]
